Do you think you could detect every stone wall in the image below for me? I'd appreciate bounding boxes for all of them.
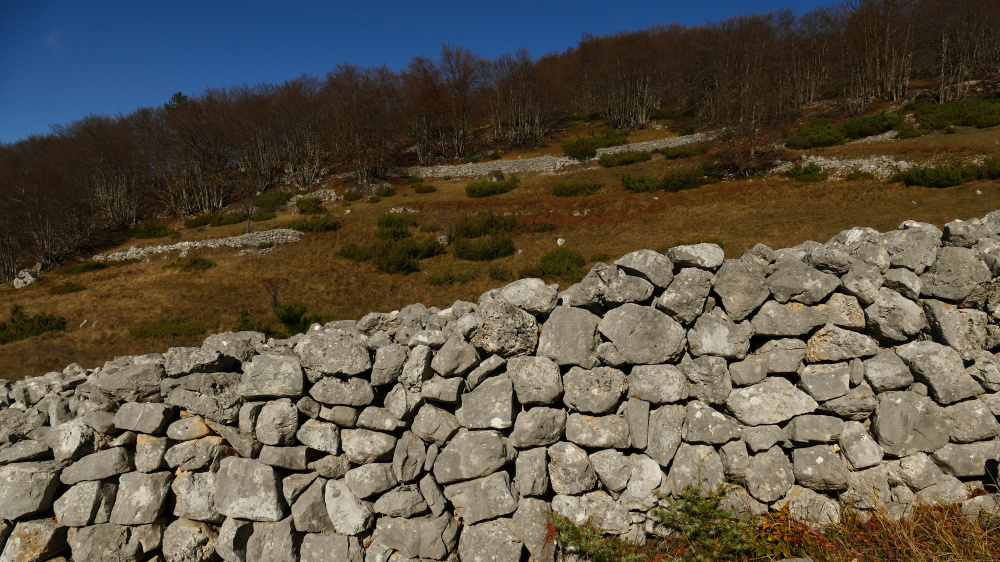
[3,210,1000,561]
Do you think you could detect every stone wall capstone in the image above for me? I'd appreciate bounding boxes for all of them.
[3,211,1000,560]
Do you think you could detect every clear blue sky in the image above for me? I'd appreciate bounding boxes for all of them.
[0,0,833,144]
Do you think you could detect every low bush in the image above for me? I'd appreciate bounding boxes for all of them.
[274,302,322,336]
[132,221,179,239]
[562,129,628,159]
[678,125,696,136]
[296,197,326,214]
[489,150,501,160]
[552,181,603,197]
[488,266,513,281]
[462,155,480,163]
[414,183,437,193]
[428,273,473,285]
[0,305,67,345]
[365,196,381,204]
[902,162,983,187]
[453,235,516,261]
[288,215,340,232]
[373,185,396,197]
[785,117,845,149]
[339,238,445,274]
[377,214,418,240]
[840,111,903,139]
[895,121,931,139]
[844,170,876,181]
[183,212,246,229]
[590,252,613,262]
[235,308,281,339]
[342,190,363,202]
[598,150,652,167]
[906,97,1000,130]
[651,486,755,562]
[420,224,442,233]
[251,209,276,222]
[454,211,515,239]
[166,257,216,272]
[257,242,274,250]
[786,162,827,183]
[129,319,206,339]
[466,175,520,198]
[254,190,293,214]
[56,261,107,275]
[49,282,86,295]
[529,247,587,282]
[658,144,709,159]
[621,173,660,193]
[662,168,715,192]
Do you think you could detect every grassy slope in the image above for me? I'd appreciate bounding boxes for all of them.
[2,124,999,380]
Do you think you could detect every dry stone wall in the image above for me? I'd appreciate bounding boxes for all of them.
[4,210,1000,561]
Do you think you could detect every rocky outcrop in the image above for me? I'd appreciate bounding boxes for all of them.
[4,210,1000,560]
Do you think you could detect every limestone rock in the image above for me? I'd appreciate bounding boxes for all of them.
[548,442,597,495]
[873,391,949,457]
[443,471,518,524]
[751,301,825,337]
[687,308,752,359]
[628,364,688,404]
[294,327,371,376]
[510,407,566,448]
[0,462,61,520]
[110,471,172,525]
[711,259,770,321]
[896,341,983,404]
[726,378,817,426]
[563,366,627,414]
[536,306,600,368]
[668,243,725,270]
[506,356,563,405]
[657,268,715,324]
[215,458,287,522]
[565,414,630,448]
[471,294,539,357]
[237,354,304,398]
[746,447,794,503]
[433,430,516,484]
[499,278,559,316]
[456,375,515,429]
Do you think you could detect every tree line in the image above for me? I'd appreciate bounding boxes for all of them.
[1,0,998,280]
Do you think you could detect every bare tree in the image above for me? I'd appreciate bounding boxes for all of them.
[439,44,486,157]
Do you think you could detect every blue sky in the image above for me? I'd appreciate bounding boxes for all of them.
[0,0,833,144]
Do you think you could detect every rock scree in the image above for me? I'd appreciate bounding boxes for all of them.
[3,211,1000,560]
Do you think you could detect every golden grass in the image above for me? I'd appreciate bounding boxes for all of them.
[3,128,1000,380]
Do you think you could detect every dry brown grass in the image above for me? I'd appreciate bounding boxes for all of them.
[3,127,1000,380]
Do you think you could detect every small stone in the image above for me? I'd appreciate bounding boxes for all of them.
[340,429,396,464]
[565,413,630,448]
[166,416,211,441]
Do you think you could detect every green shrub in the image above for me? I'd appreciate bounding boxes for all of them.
[0,305,67,345]
[679,125,696,136]
[296,197,326,214]
[535,247,587,282]
[184,214,215,229]
[251,210,276,222]
[338,243,372,262]
[342,190,363,202]
[562,129,628,160]
[598,150,652,168]
[662,168,715,192]
[129,319,206,339]
[590,252,613,262]
[365,196,381,204]
[132,221,179,239]
[257,242,275,250]
[621,173,660,193]
[465,175,520,198]
[905,97,1000,130]
[565,111,602,123]
[453,235,516,261]
[55,261,107,275]
[552,181,603,197]
[489,150,501,160]
[49,282,86,295]
[235,308,281,339]
[844,170,876,181]
[339,239,445,274]
[488,266,513,281]
[377,214,418,240]
[288,215,340,232]
[428,273,473,285]
[419,224,442,233]
[183,212,246,228]
[651,485,755,562]
[462,155,480,163]
[786,162,827,183]
[902,162,984,187]
[414,183,437,193]
[454,212,516,238]
[407,176,424,186]
[785,117,844,149]
[254,190,293,213]
[275,302,322,335]
[550,515,646,562]
[166,257,216,272]
[839,111,903,139]
[982,157,1000,180]
[658,144,709,159]
[895,121,932,139]
[373,185,396,197]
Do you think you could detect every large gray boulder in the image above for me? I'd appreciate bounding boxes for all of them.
[113,402,176,434]
[666,443,725,496]
[841,261,884,306]
[628,364,688,404]
[295,327,371,376]
[513,498,556,562]
[726,378,818,426]
[163,372,242,424]
[767,261,839,305]
[598,304,686,365]
[373,514,459,559]
[683,355,732,405]
[54,480,117,527]
[61,447,132,485]
[687,308,752,359]
[0,462,61,520]
[506,356,563,405]
[515,447,549,497]
[110,471,172,525]
[172,471,221,523]
[657,268,715,324]
[341,429,396,463]
[924,300,988,360]
[684,400,740,444]
[838,421,883,469]
[510,407,566,448]
[433,430,516,484]
[668,243,725,270]
[89,362,165,404]
[499,278,559,316]
[615,249,674,289]
[456,375,515,429]
[202,330,264,363]
[164,346,234,377]
[309,377,374,407]
[471,293,539,357]
[237,354,303,398]
[932,441,1000,477]
[885,222,941,273]
[300,534,363,562]
[895,341,983,404]
[751,301,825,337]
[565,414,630,448]
[536,306,601,368]
[1,519,68,562]
[792,446,850,491]
[920,247,991,302]
[942,400,1000,443]
[745,446,794,503]
[443,471,518,524]
[872,391,949,457]
[864,288,928,343]
[215,458,287,522]
[324,479,374,536]
[162,518,217,562]
[711,259,770,321]
[562,366,627,414]
[863,349,914,392]
[804,324,877,362]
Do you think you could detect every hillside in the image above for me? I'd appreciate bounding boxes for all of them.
[2,121,999,379]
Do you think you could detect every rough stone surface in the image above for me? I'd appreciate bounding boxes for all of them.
[536,306,601,368]
[726,378,818,426]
